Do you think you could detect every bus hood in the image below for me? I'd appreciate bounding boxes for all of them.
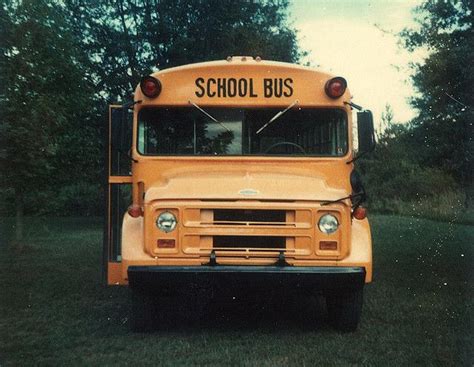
[144,171,348,203]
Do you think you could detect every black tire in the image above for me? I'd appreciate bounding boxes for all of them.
[130,289,156,332]
[326,288,363,332]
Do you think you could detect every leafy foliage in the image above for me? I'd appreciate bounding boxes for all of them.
[0,0,98,223]
[64,0,305,102]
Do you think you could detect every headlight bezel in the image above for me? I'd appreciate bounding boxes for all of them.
[318,213,339,234]
[156,211,178,233]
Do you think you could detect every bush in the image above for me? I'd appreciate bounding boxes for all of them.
[356,116,473,223]
[360,155,472,223]
[363,161,457,201]
[0,182,103,217]
[368,189,470,223]
[52,183,103,216]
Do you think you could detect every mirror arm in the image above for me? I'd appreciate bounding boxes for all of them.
[118,149,138,163]
[124,100,142,109]
[346,144,375,165]
[344,101,363,111]
[346,151,365,165]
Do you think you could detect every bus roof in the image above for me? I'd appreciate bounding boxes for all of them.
[134,57,352,108]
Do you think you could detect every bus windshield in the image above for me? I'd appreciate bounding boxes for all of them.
[137,107,348,157]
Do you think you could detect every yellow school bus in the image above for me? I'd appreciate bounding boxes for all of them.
[104,56,375,331]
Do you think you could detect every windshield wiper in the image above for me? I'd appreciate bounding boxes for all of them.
[256,100,299,135]
[188,100,231,132]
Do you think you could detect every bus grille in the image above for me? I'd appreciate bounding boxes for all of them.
[180,205,313,255]
[210,209,287,227]
[213,235,286,249]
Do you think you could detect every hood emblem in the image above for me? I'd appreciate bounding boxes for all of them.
[239,188,260,196]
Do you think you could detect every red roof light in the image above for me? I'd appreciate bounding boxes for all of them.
[140,76,162,98]
[325,77,347,99]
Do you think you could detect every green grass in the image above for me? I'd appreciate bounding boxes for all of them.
[0,216,472,366]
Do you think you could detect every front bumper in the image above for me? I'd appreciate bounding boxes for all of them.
[128,265,366,292]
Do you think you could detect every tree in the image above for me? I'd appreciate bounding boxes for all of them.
[0,0,96,241]
[64,0,305,102]
[378,103,395,138]
[400,0,473,193]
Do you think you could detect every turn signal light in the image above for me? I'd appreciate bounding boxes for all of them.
[325,77,347,99]
[320,241,337,251]
[140,76,162,98]
[127,204,143,218]
[353,206,367,220]
[157,239,175,248]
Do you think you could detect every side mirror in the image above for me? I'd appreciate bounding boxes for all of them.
[357,110,376,153]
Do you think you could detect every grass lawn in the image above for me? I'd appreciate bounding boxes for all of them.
[0,215,472,366]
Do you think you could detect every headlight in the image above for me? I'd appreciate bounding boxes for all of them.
[318,214,339,234]
[156,212,177,233]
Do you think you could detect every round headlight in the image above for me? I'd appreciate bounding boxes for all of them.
[156,212,177,233]
[318,214,339,234]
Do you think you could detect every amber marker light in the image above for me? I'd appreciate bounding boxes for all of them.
[320,241,338,251]
[127,204,143,218]
[140,76,162,98]
[353,206,367,220]
[157,239,176,248]
[325,77,347,99]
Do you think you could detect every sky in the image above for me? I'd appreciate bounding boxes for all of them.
[290,0,426,127]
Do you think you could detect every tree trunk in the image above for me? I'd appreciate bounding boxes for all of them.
[15,189,24,242]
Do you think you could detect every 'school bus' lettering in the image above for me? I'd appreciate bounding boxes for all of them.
[195,77,293,98]
[105,57,375,332]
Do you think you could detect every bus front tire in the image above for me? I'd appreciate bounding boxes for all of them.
[326,288,363,332]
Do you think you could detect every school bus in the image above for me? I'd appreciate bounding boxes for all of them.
[104,56,376,331]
